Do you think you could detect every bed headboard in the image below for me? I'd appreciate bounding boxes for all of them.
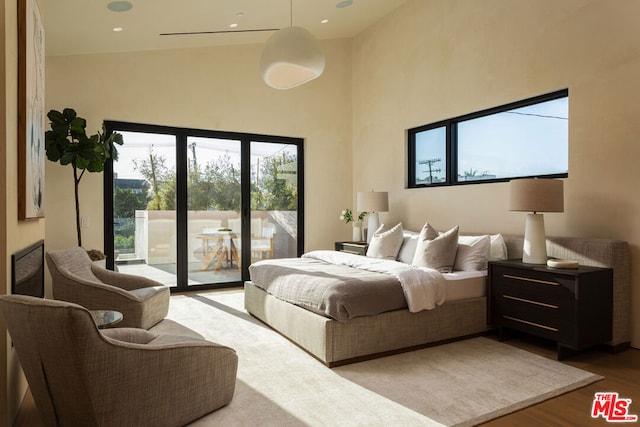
[501,234,630,349]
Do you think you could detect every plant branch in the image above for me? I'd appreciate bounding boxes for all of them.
[73,166,82,247]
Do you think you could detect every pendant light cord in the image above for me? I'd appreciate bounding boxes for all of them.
[290,0,293,27]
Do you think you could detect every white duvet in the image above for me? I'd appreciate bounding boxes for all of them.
[302,250,446,312]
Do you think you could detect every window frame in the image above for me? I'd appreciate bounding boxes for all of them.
[408,89,569,189]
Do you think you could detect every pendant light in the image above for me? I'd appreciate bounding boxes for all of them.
[260,0,325,89]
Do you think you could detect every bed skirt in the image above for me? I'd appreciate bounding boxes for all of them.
[244,281,491,367]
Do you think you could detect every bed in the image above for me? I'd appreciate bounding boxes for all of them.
[244,229,631,367]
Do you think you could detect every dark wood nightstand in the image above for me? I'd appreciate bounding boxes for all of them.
[334,241,368,255]
[488,259,613,360]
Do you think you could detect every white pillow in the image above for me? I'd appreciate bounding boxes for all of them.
[412,224,459,273]
[489,233,508,261]
[455,235,491,271]
[366,223,404,260]
[397,230,419,264]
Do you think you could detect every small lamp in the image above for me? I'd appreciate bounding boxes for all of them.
[357,191,389,243]
[509,178,564,264]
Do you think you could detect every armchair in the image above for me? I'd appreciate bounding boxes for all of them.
[46,247,169,329]
[0,295,238,427]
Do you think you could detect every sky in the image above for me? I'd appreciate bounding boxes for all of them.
[113,131,295,181]
[415,97,568,181]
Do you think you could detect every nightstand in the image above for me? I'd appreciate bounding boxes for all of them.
[334,241,368,256]
[488,259,613,360]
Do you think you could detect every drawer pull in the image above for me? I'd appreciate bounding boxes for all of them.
[503,274,558,286]
[503,315,559,332]
[503,294,559,309]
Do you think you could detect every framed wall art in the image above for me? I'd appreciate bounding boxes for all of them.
[18,0,45,220]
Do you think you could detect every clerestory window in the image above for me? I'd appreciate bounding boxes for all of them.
[408,89,568,188]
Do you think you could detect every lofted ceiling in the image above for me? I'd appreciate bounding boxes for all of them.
[43,0,408,57]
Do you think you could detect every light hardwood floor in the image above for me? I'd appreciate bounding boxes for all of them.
[14,334,639,426]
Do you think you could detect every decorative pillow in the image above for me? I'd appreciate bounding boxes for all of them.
[366,223,404,260]
[397,230,419,264]
[489,233,508,261]
[411,224,459,273]
[455,235,491,271]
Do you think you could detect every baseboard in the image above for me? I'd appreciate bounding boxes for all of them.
[603,341,631,354]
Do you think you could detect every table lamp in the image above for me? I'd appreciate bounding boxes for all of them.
[357,191,389,243]
[509,178,564,264]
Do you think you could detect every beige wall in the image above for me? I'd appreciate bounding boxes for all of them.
[45,39,354,254]
[2,0,47,424]
[351,0,640,347]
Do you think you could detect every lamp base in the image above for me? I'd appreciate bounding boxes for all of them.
[522,213,548,264]
[366,212,380,243]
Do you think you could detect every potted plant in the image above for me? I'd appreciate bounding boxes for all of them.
[45,108,123,252]
[340,208,367,242]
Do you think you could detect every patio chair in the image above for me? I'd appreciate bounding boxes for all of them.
[0,295,238,427]
[251,223,276,262]
[46,247,169,329]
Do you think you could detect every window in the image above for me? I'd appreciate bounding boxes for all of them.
[408,90,568,188]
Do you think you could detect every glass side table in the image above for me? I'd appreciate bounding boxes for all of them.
[90,310,123,329]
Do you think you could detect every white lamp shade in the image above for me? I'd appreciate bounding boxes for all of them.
[509,178,564,213]
[260,26,325,90]
[357,191,389,213]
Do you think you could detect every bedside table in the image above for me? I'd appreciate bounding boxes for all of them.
[488,259,613,360]
[334,241,368,255]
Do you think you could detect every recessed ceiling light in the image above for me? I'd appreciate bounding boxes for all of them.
[336,0,353,8]
[113,27,124,32]
[230,23,238,28]
[321,19,329,24]
[107,1,133,12]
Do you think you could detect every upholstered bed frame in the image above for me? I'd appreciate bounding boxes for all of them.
[244,235,630,367]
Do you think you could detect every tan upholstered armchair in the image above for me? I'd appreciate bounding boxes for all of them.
[0,295,238,427]
[46,247,169,329]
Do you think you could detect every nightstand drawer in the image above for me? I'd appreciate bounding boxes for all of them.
[499,314,560,342]
[334,241,368,255]
[497,272,573,307]
[497,295,563,341]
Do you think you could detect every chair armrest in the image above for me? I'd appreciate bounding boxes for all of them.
[102,329,232,349]
[103,331,232,351]
[101,327,158,345]
[91,266,164,291]
[57,269,136,299]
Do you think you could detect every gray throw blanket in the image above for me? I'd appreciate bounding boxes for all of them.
[248,251,445,321]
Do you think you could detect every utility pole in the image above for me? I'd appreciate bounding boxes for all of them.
[189,142,197,170]
[418,158,442,183]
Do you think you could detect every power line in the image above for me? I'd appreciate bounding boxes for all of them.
[505,111,568,120]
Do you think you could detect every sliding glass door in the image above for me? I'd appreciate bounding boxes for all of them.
[186,136,242,286]
[250,141,300,263]
[104,122,303,291]
[110,131,178,286]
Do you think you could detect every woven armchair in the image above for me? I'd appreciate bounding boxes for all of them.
[0,295,238,427]
[46,247,169,329]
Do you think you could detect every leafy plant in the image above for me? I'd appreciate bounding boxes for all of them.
[45,108,123,247]
[340,208,367,223]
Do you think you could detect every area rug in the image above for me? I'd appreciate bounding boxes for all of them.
[159,289,602,426]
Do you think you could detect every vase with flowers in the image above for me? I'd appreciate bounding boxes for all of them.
[340,208,368,242]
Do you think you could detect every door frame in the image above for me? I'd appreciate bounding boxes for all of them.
[103,121,304,292]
